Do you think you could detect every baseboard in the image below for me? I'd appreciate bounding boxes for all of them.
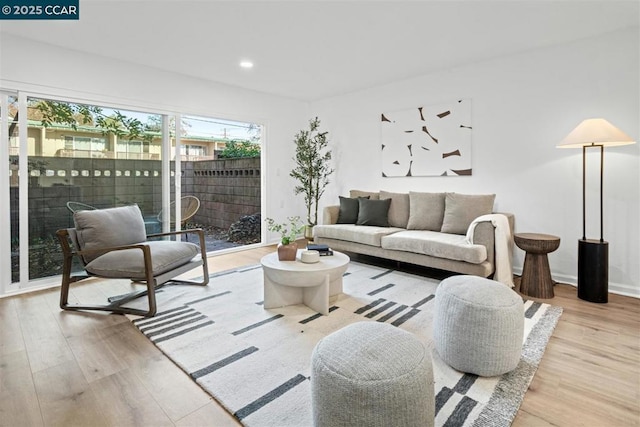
[606,282,640,299]
[513,267,640,299]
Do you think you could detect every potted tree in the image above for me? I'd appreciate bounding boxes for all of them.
[290,117,334,239]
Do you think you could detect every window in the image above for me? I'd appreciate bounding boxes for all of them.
[9,95,165,286]
[2,92,265,294]
[117,139,141,157]
[181,144,207,158]
[64,136,107,157]
[117,140,158,160]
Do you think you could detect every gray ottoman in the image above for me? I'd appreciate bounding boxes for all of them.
[311,322,434,427]
[433,275,524,377]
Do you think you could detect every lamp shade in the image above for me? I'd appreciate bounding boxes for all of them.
[558,118,636,148]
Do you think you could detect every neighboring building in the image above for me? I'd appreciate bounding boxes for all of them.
[10,119,232,161]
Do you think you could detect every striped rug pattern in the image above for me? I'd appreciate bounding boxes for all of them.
[127,262,562,426]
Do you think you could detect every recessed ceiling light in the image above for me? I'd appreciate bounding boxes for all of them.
[240,61,254,69]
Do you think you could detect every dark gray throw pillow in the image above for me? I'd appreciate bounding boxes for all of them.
[337,196,369,224]
[356,198,391,227]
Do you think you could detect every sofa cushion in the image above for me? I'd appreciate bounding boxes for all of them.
[350,189,380,200]
[314,224,403,247]
[74,204,147,263]
[441,193,496,235]
[381,230,487,264]
[357,198,391,227]
[85,241,199,279]
[406,192,446,231]
[380,190,410,229]
[337,196,368,224]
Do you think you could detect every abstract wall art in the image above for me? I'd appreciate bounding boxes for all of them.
[380,99,472,177]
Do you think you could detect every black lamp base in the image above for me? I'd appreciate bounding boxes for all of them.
[577,239,608,303]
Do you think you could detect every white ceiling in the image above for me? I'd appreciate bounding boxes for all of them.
[1,1,638,102]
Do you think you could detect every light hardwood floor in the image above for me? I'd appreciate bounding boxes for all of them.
[1,245,638,426]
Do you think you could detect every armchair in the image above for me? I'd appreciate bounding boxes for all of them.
[56,204,209,317]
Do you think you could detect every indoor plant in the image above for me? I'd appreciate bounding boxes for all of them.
[266,216,304,261]
[290,117,334,239]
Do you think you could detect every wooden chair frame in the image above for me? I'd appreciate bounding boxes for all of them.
[56,228,209,317]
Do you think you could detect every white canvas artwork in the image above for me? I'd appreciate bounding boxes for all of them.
[381,99,472,177]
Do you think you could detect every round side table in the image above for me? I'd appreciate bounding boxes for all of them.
[514,233,560,299]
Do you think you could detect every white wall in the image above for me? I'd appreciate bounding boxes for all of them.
[0,34,310,246]
[311,27,640,297]
[2,29,638,295]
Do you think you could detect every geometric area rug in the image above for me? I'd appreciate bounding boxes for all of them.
[126,261,563,427]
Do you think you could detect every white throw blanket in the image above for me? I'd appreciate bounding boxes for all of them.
[466,214,514,287]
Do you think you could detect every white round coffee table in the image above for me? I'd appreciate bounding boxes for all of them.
[261,250,350,315]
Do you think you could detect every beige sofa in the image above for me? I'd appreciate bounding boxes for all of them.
[313,190,514,278]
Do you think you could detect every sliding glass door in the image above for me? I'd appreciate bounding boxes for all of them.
[178,115,262,251]
[4,94,168,290]
[0,90,264,294]
[0,92,16,293]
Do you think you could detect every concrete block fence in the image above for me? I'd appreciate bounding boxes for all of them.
[11,156,261,241]
[190,157,261,229]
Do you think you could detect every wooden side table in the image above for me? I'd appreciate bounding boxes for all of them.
[514,233,560,299]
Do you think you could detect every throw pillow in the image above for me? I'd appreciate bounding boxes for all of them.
[406,192,446,231]
[441,193,496,235]
[356,198,391,227]
[336,196,369,224]
[349,189,380,200]
[379,190,410,228]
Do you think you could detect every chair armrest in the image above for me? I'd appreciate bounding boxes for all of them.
[57,229,150,260]
[59,228,207,274]
[146,228,204,239]
[77,242,151,258]
[322,205,340,225]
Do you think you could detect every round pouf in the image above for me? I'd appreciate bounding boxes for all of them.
[311,322,434,427]
[433,275,524,377]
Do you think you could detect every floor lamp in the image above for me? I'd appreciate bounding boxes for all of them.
[557,118,636,303]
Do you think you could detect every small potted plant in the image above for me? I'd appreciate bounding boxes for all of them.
[266,216,304,261]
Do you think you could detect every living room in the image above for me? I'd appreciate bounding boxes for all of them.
[0,1,638,426]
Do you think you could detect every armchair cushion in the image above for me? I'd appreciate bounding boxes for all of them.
[85,241,200,279]
[74,204,147,262]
